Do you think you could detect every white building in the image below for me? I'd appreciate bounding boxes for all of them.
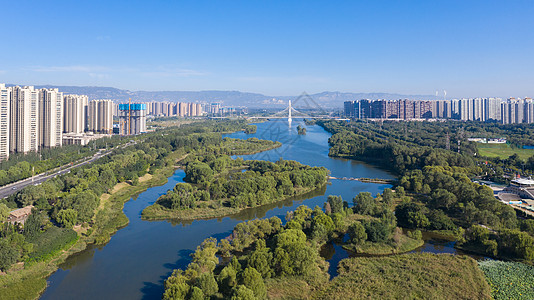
[39,88,63,148]
[87,99,113,134]
[10,86,39,153]
[63,94,88,134]
[0,84,10,161]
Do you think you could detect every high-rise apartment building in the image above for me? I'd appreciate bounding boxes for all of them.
[119,103,147,135]
[63,94,88,134]
[39,88,63,148]
[0,84,10,161]
[87,100,113,133]
[10,86,39,153]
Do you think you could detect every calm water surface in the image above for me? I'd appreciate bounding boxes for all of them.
[41,120,394,300]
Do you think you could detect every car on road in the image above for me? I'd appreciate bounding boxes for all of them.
[12,187,17,190]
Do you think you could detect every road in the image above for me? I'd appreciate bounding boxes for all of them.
[0,148,116,199]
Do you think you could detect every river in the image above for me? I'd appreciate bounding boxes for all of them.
[40,119,397,299]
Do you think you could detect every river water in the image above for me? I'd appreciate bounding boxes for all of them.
[40,119,397,299]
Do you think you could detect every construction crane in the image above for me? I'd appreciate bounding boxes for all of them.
[128,98,132,135]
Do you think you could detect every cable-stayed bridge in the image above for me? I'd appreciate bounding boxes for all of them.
[247,99,331,121]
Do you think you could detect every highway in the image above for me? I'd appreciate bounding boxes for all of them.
[0,149,114,199]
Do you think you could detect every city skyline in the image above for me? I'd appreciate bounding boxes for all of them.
[1,1,534,98]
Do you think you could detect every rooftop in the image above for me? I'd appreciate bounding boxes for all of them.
[9,206,34,218]
[511,178,534,186]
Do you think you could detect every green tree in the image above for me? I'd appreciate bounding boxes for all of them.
[163,270,190,300]
[0,239,19,271]
[188,286,204,300]
[242,267,266,299]
[0,203,10,221]
[56,209,78,228]
[218,265,238,295]
[231,285,257,300]
[353,192,376,216]
[247,240,274,278]
[363,220,391,243]
[430,189,457,210]
[348,221,367,244]
[23,210,41,238]
[326,195,344,214]
[197,272,218,296]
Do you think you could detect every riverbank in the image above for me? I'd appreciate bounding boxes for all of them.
[0,151,182,300]
[342,233,424,255]
[141,184,326,221]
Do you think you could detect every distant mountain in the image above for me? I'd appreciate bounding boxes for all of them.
[7,84,436,108]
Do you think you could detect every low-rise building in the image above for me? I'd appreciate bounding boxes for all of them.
[7,205,34,224]
[503,178,534,200]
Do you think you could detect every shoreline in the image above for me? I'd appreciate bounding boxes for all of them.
[141,184,326,221]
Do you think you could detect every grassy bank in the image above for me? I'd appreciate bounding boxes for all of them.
[0,152,180,300]
[342,233,424,255]
[312,253,491,300]
[141,185,325,221]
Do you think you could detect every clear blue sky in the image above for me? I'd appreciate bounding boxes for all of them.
[1,0,533,98]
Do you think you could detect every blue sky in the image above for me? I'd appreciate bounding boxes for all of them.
[1,0,533,98]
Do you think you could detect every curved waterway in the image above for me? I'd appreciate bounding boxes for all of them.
[40,120,395,299]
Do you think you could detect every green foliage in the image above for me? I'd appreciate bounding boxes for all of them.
[164,270,190,300]
[325,195,344,214]
[353,192,376,215]
[247,240,274,278]
[0,203,9,221]
[479,260,534,300]
[0,239,20,271]
[407,229,422,240]
[362,219,392,243]
[242,267,266,299]
[26,226,78,262]
[185,162,214,184]
[218,265,238,295]
[273,229,317,276]
[297,125,306,135]
[56,209,78,228]
[231,285,257,300]
[314,253,491,299]
[23,210,42,239]
[196,272,218,296]
[347,221,367,244]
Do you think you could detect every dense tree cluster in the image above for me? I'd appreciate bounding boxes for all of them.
[156,157,328,211]
[163,206,340,300]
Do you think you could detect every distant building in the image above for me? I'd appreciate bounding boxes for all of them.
[504,178,534,200]
[87,100,113,134]
[119,103,147,135]
[10,86,39,153]
[63,94,88,134]
[62,132,111,146]
[0,84,10,161]
[39,88,63,148]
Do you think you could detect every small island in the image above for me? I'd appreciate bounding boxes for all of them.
[297,125,306,135]
[142,157,328,221]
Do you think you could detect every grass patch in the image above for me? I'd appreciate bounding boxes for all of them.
[478,260,534,300]
[478,143,534,160]
[313,253,491,300]
[342,233,424,255]
[141,185,323,221]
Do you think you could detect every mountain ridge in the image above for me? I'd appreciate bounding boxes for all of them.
[6,84,436,108]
